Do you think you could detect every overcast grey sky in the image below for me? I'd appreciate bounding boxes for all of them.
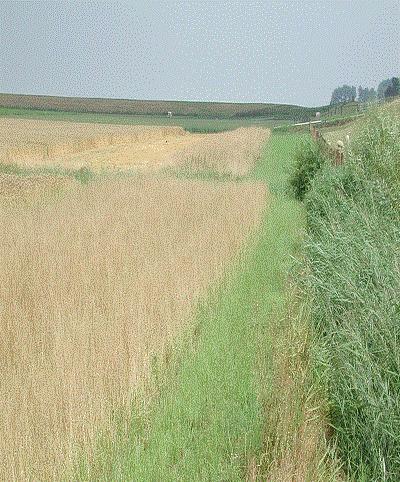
[0,1,399,106]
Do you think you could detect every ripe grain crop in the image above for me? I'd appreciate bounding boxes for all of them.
[0,176,266,480]
[173,127,270,176]
[0,172,76,198]
[79,133,340,481]
[0,118,186,167]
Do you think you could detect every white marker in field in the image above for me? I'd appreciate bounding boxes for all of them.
[167,111,172,118]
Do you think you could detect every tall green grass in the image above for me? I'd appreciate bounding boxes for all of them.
[74,134,318,480]
[303,112,400,480]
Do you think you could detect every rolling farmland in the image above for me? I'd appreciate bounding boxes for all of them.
[0,92,325,120]
[6,97,396,480]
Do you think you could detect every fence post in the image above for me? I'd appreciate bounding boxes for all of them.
[310,124,345,167]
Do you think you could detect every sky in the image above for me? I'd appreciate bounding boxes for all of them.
[0,1,399,107]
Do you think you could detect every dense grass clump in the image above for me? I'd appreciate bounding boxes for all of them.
[289,140,326,200]
[303,113,400,480]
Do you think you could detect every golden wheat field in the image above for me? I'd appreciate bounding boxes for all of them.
[0,173,266,479]
[0,119,270,479]
[0,118,193,171]
[0,119,270,175]
[173,127,270,176]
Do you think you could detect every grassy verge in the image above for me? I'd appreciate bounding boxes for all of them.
[251,135,340,481]
[73,133,340,480]
[300,111,400,480]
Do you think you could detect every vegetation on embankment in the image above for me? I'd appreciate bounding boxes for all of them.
[74,133,340,480]
[293,111,400,480]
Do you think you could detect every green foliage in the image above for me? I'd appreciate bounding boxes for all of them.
[303,113,400,480]
[0,161,95,185]
[384,77,400,99]
[377,78,393,99]
[74,166,93,184]
[288,140,326,201]
[0,162,24,176]
[357,85,377,103]
[330,85,357,105]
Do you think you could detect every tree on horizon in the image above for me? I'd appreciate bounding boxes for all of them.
[330,85,357,105]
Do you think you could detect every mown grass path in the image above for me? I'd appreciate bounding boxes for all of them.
[77,134,306,481]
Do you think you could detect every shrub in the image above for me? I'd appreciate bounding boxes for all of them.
[289,140,326,200]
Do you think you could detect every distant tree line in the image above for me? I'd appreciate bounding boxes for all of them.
[330,76,399,105]
[330,85,357,105]
[357,85,377,103]
[383,77,400,98]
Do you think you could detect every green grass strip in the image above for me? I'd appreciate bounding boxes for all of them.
[76,133,306,481]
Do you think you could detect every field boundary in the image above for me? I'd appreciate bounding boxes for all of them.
[310,124,344,166]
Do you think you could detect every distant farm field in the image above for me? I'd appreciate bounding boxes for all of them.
[0,106,290,133]
[0,92,325,121]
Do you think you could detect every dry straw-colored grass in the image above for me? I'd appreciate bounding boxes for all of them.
[0,173,76,198]
[173,127,270,176]
[0,118,186,166]
[0,177,266,480]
